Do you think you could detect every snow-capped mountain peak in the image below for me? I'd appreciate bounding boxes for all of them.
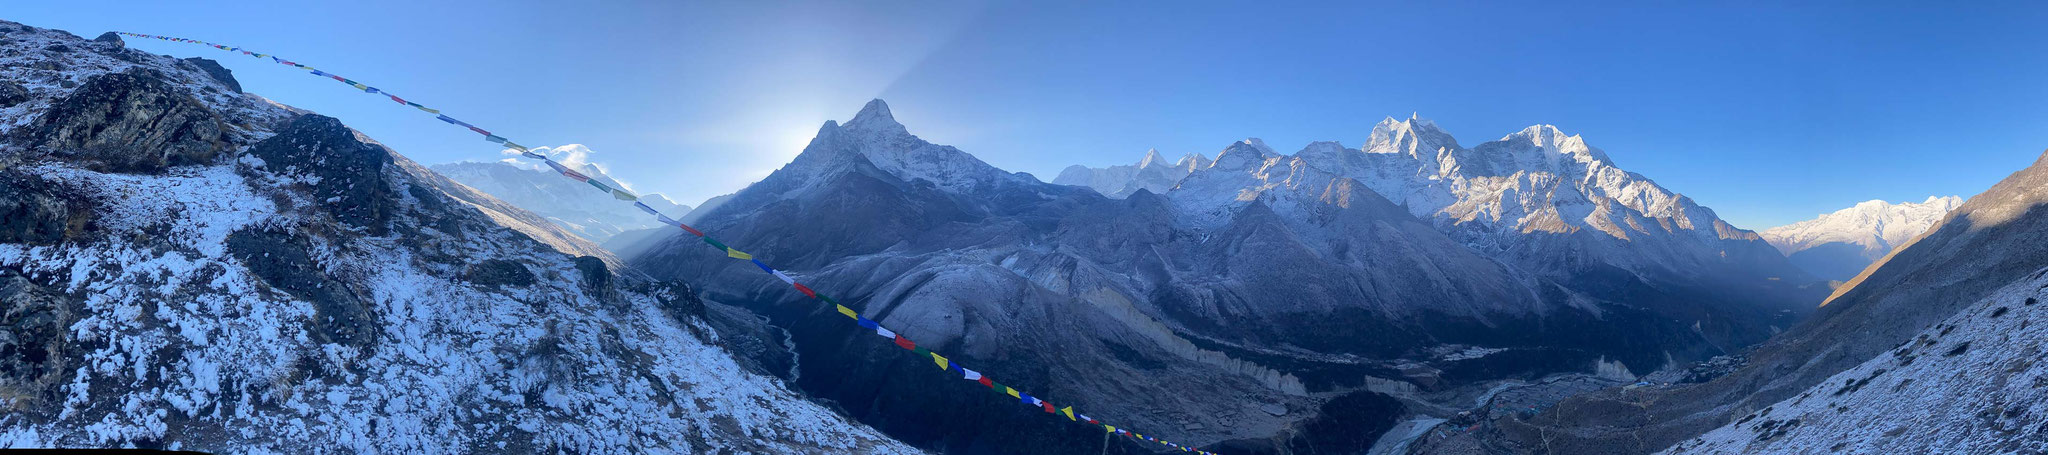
[1175,152,1212,171]
[1210,138,1277,171]
[1365,115,1459,157]
[1137,148,1169,168]
[771,99,1027,196]
[1494,123,1614,167]
[1760,195,1964,280]
[843,98,907,135]
[1071,116,1806,291]
[1053,147,1207,198]
[430,153,692,243]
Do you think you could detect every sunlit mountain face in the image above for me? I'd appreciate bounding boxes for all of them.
[611,99,1827,454]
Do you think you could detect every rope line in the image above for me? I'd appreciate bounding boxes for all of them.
[115,31,1218,454]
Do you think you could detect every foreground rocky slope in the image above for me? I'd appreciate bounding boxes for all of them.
[0,20,911,453]
[1666,266,2048,453]
[1448,149,2048,454]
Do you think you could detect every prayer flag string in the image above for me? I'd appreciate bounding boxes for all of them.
[117,31,1217,454]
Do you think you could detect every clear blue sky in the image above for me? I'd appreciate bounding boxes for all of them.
[13,1,2047,228]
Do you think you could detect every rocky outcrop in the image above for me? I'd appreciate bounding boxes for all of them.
[466,259,536,287]
[91,32,121,47]
[24,68,229,173]
[226,227,381,350]
[0,81,25,108]
[0,171,94,245]
[0,269,85,415]
[245,114,394,235]
[178,57,239,93]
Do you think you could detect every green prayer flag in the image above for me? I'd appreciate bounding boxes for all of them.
[703,237,727,251]
[912,347,932,358]
[586,179,612,193]
[819,294,838,305]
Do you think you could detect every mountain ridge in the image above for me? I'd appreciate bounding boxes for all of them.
[1760,195,1962,281]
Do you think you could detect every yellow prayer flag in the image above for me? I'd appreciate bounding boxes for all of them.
[931,353,950,371]
[415,105,441,114]
[611,189,637,201]
[727,249,752,260]
[835,305,857,319]
[1005,387,1021,399]
[1105,425,1116,433]
[1061,406,1076,421]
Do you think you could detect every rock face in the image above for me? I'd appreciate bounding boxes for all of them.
[178,57,240,93]
[22,68,230,173]
[246,114,394,234]
[1481,149,2048,454]
[0,19,914,453]
[1761,196,1963,281]
[0,171,94,245]
[0,81,26,108]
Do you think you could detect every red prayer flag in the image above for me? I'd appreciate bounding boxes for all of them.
[977,376,993,388]
[678,223,705,237]
[793,283,818,298]
[893,335,916,351]
[1041,402,1055,413]
[467,126,491,136]
[560,169,590,182]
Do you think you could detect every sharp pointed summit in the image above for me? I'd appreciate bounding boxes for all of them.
[844,98,905,134]
[1138,148,1168,168]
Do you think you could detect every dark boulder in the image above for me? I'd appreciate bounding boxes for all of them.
[467,259,536,287]
[0,269,86,413]
[25,68,229,173]
[179,57,240,93]
[0,80,26,108]
[574,256,612,295]
[226,227,380,349]
[0,171,94,245]
[92,32,122,47]
[246,114,394,235]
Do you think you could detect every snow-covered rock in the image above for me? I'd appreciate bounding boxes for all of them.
[0,20,913,454]
[1760,196,1962,281]
[431,150,691,244]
